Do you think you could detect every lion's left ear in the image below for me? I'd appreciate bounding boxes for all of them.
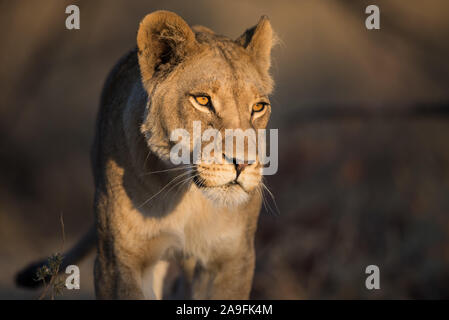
[236,16,273,73]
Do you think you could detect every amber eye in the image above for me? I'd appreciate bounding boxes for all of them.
[252,102,267,113]
[195,96,210,106]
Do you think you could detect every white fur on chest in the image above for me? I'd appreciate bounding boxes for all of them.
[137,185,245,264]
[135,185,246,300]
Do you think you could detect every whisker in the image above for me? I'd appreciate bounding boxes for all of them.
[143,150,151,170]
[161,173,201,201]
[262,188,277,216]
[259,185,271,215]
[196,176,206,188]
[173,175,195,199]
[261,180,280,216]
[257,185,268,213]
[140,165,196,176]
[149,172,202,207]
[164,174,199,198]
[137,170,193,209]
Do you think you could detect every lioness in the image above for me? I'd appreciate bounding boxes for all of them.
[16,10,275,299]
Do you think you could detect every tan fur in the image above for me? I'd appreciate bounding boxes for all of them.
[89,10,275,299]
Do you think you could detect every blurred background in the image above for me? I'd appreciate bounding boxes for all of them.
[1,0,449,299]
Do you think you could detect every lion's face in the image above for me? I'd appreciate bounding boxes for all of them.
[138,12,274,207]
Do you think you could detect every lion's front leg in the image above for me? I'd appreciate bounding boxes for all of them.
[93,183,147,300]
[192,245,256,300]
[94,243,145,300]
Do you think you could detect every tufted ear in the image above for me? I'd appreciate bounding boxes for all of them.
[236,16,273,73]
[137,11,198,86]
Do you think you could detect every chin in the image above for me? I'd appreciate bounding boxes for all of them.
[199,183,251,208]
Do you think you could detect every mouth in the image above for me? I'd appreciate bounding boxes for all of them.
[193,175,247,192]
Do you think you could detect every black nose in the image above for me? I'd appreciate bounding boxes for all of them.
[232,158,248,177]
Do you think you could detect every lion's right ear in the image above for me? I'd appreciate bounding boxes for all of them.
[137,11,198,86]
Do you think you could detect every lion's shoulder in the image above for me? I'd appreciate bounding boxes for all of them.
[100,48,140,108]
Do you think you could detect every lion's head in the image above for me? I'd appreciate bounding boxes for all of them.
[137,11,275,207]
